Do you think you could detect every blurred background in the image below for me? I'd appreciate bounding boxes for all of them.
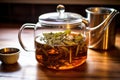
[0,0,120,28]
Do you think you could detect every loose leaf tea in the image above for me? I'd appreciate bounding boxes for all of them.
[41,29,84,46]
[35,30,88,70]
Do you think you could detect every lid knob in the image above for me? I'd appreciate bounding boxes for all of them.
[57,4,65,19]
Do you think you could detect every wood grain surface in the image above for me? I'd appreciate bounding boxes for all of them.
[0,23,120,80]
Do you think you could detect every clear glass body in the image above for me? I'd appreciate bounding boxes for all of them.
[35,23,88,70]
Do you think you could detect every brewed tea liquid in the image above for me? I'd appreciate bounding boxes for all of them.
[35,35,88,70]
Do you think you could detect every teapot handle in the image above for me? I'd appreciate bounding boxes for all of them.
[18,23,36,51]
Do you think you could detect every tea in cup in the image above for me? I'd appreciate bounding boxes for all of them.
[0,47,20,64]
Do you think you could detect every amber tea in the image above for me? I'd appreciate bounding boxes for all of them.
[35,30,88,70]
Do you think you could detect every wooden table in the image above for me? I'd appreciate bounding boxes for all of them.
[0,23,120,80]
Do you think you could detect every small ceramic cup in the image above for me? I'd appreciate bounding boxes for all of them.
[0,47,20,64]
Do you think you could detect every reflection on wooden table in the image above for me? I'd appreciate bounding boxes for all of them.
[0,23,120,80]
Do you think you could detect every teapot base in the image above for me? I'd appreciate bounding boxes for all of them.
[36,56,87,70]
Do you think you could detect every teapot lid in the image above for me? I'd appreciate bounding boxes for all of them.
[39,5,83,26]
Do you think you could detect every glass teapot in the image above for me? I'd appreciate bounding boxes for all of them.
[18,5,118,70]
